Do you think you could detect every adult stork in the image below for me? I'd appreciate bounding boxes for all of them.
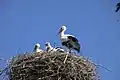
[57,25,80,53]
[33,43,43,53]
[45,42,64,53]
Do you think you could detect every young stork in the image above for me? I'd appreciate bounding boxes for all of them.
[33,43,43,53]
[45,42,64,53]
[57,25,80,53]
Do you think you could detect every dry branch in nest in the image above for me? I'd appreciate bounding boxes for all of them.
[6,52,98,80]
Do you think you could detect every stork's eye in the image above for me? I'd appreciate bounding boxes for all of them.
[45,43,49,46]
[61,28,64,30]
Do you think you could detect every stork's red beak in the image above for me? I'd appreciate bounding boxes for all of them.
[57,28,62,35]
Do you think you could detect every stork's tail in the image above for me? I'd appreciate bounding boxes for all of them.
[74,48,80,53]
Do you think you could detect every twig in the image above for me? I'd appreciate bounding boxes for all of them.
[0,58,8,64]
[63,54,68,64]
[87,58,112,72]
[95,63,112,72]
[58,77,61,80]
[0,58,5,61]
[0,66,10,75]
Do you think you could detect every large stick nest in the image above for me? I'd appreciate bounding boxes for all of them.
[5,52,98,80]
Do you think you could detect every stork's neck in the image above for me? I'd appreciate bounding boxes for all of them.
[48,44,53,49]
[35,46,39,50]
[60,31,65,37]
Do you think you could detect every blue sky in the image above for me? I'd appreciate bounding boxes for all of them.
[0,0,120,80]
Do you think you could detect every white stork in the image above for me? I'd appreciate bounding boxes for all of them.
[45,42,64,53]
[57,25,80,53]
[33,43,43,53]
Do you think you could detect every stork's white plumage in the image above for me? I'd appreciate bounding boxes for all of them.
[45,42,55,52]
[55,47,64,52]
[45,42,64,53]
[33,43,43,53]
[57,25,80,53]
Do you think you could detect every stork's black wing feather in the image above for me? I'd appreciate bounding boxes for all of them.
[116,3,120,7]
[116,3,120,12]
[55,47,63,49]
[68,36,78,42]
[116,7,120,12]
[33,46,37,51]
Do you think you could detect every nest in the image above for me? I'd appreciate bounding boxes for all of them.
[1,52,99,80]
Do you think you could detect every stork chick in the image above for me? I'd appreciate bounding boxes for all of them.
[45,42,65,53]
[33,43,43,53]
